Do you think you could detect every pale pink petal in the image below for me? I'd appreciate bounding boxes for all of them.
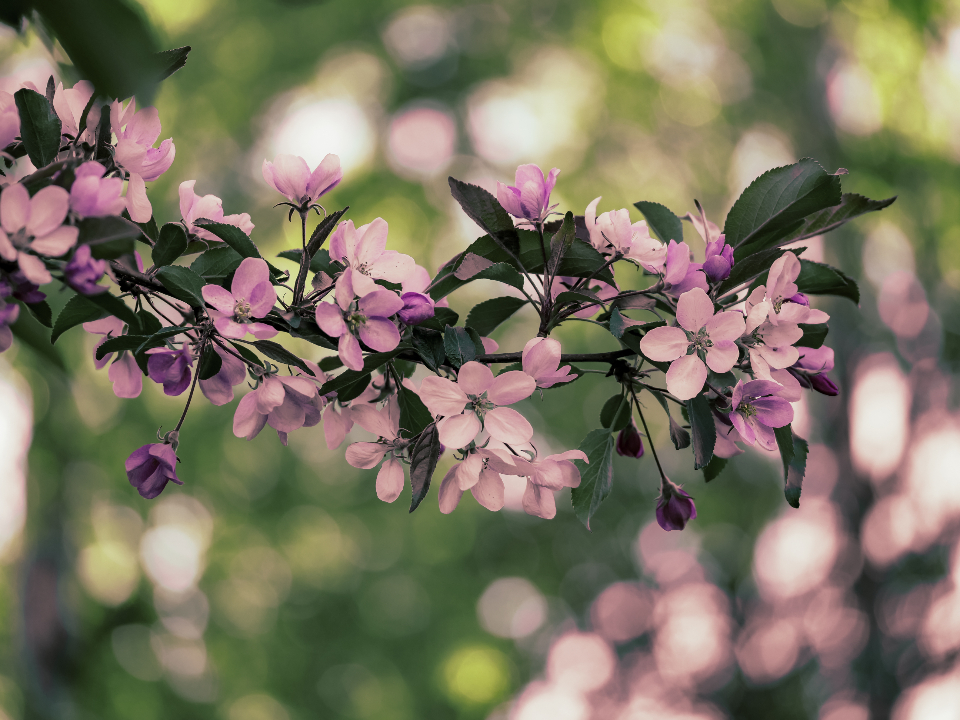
[481,337,499,354]
[358,317,400,352]
[0,183,29,234]
[487,370,536,406]
[202,284,236,314]
[0,231,15,261]
[126,173,152,223]
[17,254,52,285]
[109,354,142,398]
[665,355,707,401]
[26,185,70,238]
[233,392,267,439]
[804,309,830,324]
[339,333,364,371]
[369,251,415,284]
[438,467,464,514]
[760,343,800,370]
[419,376,468,417]
[438,412,481,449]
[521,337,560,380]
[305,153,342,200]
[351,404,396,439]
[267,397,307,433]
[457,361,494,397]
[705,340,739,373]
[256,376,286,414]
[471,468,505,511]
[761,321,803,348]
[214,316,246,339]
[323,407,353,449]
[484,406,533,444]
[354,218,388,266]
[522,481,556,519]
[30,225,78,256]
[249,322,279,340]
[456,452,485,490]
[770,368,803,402]
[247,281,277,318]
[639,326,689,362]
[335,266,355,310]
[349,271,380,298]
[777,302,809,324]
[345,442,389,469]
[263,154,310,202]
[231,257,270,301]
[676,287,714,332]
[376,457,404,502]
[179,179,197,221]
[358,289,404,318]
[705,310,745,342]
[496,182,523,218]
[315,303,347,337]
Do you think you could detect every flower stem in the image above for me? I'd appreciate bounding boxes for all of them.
[174,340,206,433]
[631,389,667,489]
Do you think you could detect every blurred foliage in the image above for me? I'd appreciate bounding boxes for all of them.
[1,0,960,719]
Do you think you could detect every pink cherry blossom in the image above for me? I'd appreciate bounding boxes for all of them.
[496,164,559,224]
[111,98,176,182]
[661,240,708,297]
[199,344,248,406]
[52,80,97,142]
[755,252,830,326]
[509,449,587,519]
[233,371,324,444]
[584,198,666,272]
[437,448,523,513]
[344,399,410,503]
[0,183,79,284]
[0,301,19,353]
[262,153,342,206]
[69,161,125,218]
[656,478,696,531]
[201,258,278,340]
[729,379,794,451]
[0,91,19,149]
[314,267,403,371]
[126,442,182,499]
[179,180,254,241]
[639,287,745,400]
[83,316,143,398]
[742,287,805,379]
[327,218,415,297]
[522,337,575,388]
[418,361,536,449]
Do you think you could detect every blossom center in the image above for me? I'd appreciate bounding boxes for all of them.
[234,298,252,321]
[468,393,495,418]
[345,311,366,333]
[9,228,30,250]
[736,401,757,418]
[688,328,713,355]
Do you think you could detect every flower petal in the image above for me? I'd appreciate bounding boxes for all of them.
[26,185,69,238]
[705,310,745,342]
[705,340,739,373]
[665,354,707,401]
[339,333,364,371]
[484,406,533,444]
[457,361,494,397]
[202,284,236,314]
[676,287,714,332]
[521,337,560,380]
[487,370,536,406]
[231,257,270,301]
[376,456,404,502]
[438,467,463,514]
[345,442,389,469]
[522,481,556,519]
[639,326,688,362]
[30,225,78,256]
[419,376,468,417]
[358,289,404,318]
[438,412,482,449]
[358,317,400,352]
[471,468,505,511]
[1,183,29,234]
[315,302,347,337]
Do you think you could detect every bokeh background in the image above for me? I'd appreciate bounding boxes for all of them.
[1,0,960,718]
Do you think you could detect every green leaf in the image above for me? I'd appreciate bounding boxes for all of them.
[315,349,406,396]
[571,429,615,530]
[193,219,260,259]
[448,177,520,256]
[134,215,159,244]
[96,334,157,360]
[14,88,61,168]
[430,260,526,301]
[600,395,631,431]
[409,423,441,513]
[797,323,828,348]
[190,245,243,281]
[156,45,191,82]
[133,325,186,355]
[25,300,52,328]
[252,340,313,375]
[687,394,715,470]
[136,309,162,337]
[336,373,371,403]
[775,425,809,508]
[152,223,189,267]
[465,297,527,337]
[11,308,65,370]
[795,259,860,304]
[669,416,691,450]
[443,326,477,367]
[634,200,683,242]
[702,455,728,483]
[198,344,222,380]
[778,193,897,245]
[228,341,263,368]
[418,307,459,333]
[156,265,206,307]
[51,294,103,343]
[397,383,434,438]
[77,216,141,259]
[87,290,138,327]
[306,208,348,258]
[727,159,843,260]
[412,328,446,372]
[318,356,343,372]
[546,211,576,277]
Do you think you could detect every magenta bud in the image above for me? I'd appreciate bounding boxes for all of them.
[656,478,697,531]
[63,245,108,295]
[397,291,435,325]
[702,255,731,282]
[125,442,183,499]
[809,373,839,396]
[788,292,810,307]
[616,420,644,458]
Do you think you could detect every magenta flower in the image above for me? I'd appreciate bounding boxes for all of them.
[83,316,143,398]
[233,372,324,444]
[69,161,125,218]
[179,180,254,241]
[511,450,587,520]
[52,80,97,142]
[419,361,536,449]
[146,344,194,396]
[327,218,415,297]
[201,258,278,340]
[584,198,666,272]
[661,240,708,298]
[616,420,644,458]
[63,245,107,295]
[789,346,839,396]
[656,478,697,531]
[262,153,342,206]
[344,400,409,503]
[496,164,560,224]
[125,442,183,499]
[0,183,79,285]
[0,91,19,149]
[0,301,19,353]
[314,267,403,371]
[111,98,176,182]
[730,379,794,451]
[639,287,745,400]
[521,337,575,389]
[199,345,248,406]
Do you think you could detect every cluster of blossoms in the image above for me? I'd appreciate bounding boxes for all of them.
[0,62,893,531]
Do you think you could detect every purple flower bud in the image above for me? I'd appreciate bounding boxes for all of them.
[656,478,697,531]
[788,292,809,307]
[397,291,435,325]
[146,346,193,396]
[703,236,734,282]
[616,420,644,458]
[809,373,840,396]
[0,271,46,303]
[0,301,20,353]
[125,442,183,499]
[64,245,107,295]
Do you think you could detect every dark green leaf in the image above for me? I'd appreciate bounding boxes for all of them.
[397,383,434,438]
[193,219,260,259]
[198,344,222,380]
[702,455,728,483]
[778,193,897,245]
[409,423,441,513]
[335,373,371,403]
[11,308,65,370]
[797,323,828,348]
[87,290,138,327]
[795,259,860,304]
[430,260,526,301]
[315,349,406,396]
[252,340,313,375]
[26,300,52,328]
[133,325,186,355]
[152,223,189,267]
[190,245,243,281]
[318,356,344,372]
[634,200,683,242]
[306,208,348,258]
[156,45,191,82]
[443,326,477,367]
[448,177,520,256]
[228,340,263,368]
[134,309,162,336]
[546,211,576,278]
[571,429,615,530]
[465,297,527,337]
[727,159,843,259]
[600,395,631,431]
[96,333,164,360]
[77,216,141,259]
[775,425,809,508]
[51,294,104,343]
[418,307,459,333]
[412,328,446,372]
[134,215,159,244]
[687,394,715,470]
[156,265,206,307]
[0,0,30,28]
[14,88,61,168]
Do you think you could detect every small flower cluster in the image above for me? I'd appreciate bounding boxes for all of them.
[0,62,889,530]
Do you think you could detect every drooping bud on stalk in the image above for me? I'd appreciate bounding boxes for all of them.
[809,373,840,396]
[616,419,644,458]
[669,416,691,449]
[125,438,182,499]
[656,477,697,531]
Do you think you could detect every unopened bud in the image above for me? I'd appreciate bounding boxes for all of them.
[669,416,690,450]
[616,420,644,458]
[809,373,839,396]
[656,478,697,531]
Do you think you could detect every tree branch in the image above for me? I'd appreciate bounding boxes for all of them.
[474,348,635,364]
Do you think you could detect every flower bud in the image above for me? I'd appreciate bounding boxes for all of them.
[125,442,183,499]
[656,478,696,531]
[669,416,690,449]
[788,292,810,306]
[616,420,644,458]
[809,373,839,396]
[64,245,107,295]
[397,291,435,325]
